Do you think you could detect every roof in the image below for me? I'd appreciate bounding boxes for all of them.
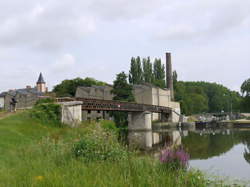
[37,73,45,84]
[2,88,43,97]
[0,92,7,97]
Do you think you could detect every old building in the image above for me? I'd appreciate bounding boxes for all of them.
[0,73,47,110]
[75,85,113,120]
[133,84,180,122]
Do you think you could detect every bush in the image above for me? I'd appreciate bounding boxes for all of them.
[30,103,61,126]
[72,130,127,162]
[100,120,118,133]
[35,98,55,106]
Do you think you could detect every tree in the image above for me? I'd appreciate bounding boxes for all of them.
[112,72,134,102]
[241,78,250,96]
[241,78,250,112]
[111,72,135,127]
[153,58,165,88]
[53,77,106,97]
[129,57,143,85]
[142,57,153,83]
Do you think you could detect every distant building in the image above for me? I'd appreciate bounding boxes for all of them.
[0,73,47,111]
[36,73,47,93]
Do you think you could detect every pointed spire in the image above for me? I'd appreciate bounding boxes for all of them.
[37,73,45,84]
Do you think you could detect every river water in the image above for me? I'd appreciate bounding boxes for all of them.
[128,126,250,182]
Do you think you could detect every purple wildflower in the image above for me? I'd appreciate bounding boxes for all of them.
[160,146,189,169]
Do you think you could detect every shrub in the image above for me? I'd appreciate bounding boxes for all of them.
[30,103,61,126]
[100,120,118,133]
[72,131,127,162]
[160,146,189,170]
[35,98,55,106]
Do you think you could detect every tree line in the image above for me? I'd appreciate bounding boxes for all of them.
[52,56,250,115]
[129,56,166,88]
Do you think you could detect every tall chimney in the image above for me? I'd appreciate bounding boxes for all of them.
[166,52,174,101]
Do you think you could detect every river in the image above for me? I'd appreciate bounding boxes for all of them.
[128,125,250,182]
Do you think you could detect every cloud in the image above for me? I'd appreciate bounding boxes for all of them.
[52,53,76,73]
[154,0,250,41]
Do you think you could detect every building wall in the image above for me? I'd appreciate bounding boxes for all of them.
[0,97,4,109]
[75,86,113,100]
[4,93,39,110]
[37,83,46,93]
[133,84,181,122]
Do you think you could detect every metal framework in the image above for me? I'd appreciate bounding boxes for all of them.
[56,97,172,114]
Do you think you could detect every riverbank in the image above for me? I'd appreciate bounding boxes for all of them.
[0,112,239,186]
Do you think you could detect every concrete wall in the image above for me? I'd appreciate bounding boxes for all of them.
[75,86,113,100]
[128,111,152,130]
[60,101,82,127]
[0,97,4,109]
[133,84,181,122]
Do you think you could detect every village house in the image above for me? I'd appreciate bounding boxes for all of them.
[0,73,47,111]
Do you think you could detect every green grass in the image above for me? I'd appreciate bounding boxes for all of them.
[0,112,226,187]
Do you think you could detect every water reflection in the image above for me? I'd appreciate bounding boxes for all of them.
[128,126,250,180]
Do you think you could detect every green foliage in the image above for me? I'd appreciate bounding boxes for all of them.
[129,56,166,88]
[53,77,107,97]
[111,72,135,127]
[0,113,232,186]
[241,78,250,112]
[30,103,61,126]
[112,72,134,102]
[173,72,242,115]
[100,120,118,133]
[142,57,153,83]
[153,58,166,88]
[72,135,126,161]
[241,78,250,96]
[35,98,55,106]
[129,57,143,84]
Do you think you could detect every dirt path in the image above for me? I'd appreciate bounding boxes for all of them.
[0,111,17,120]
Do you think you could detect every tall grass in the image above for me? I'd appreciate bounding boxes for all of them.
[0,112,221,187]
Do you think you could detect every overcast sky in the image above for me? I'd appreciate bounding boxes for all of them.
[0,0,249,92]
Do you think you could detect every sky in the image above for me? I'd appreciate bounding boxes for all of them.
[0,0,249,92]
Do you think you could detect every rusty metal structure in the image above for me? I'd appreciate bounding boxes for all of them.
[57,97,172,114]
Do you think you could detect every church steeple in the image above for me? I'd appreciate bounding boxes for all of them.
[36,73,46,93]
[37,73,45,84]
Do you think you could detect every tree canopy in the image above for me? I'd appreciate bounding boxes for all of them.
[129,56,166,88]
[174,72,242,115]
[53,77,107,97]
[240,78,250,112]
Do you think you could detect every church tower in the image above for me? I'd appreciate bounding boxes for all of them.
[37,73,46,93]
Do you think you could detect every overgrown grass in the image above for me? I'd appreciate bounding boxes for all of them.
[0,112,227,187]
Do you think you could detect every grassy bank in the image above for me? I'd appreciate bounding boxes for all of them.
[0,112,225,187]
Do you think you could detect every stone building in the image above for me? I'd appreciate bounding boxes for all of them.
[75,85,113,120]
[0,73,47,110]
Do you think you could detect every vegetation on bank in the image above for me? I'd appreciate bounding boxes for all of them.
[0,109,230,187]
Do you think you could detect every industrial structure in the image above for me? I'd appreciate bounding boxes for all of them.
[74,52,181,123]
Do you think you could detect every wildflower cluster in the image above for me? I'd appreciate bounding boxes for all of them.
[160,146,189,170]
